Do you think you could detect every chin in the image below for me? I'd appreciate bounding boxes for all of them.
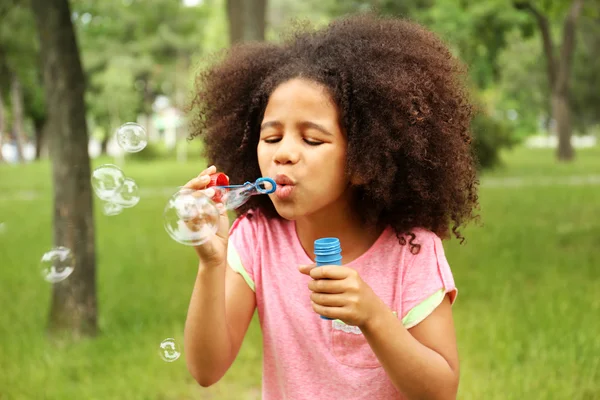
[271,202,301,221]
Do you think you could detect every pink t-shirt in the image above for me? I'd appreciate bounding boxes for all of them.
[227,209,457,400]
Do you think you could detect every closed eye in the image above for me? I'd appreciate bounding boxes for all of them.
[263,138,323,146]
[304,139,323,146]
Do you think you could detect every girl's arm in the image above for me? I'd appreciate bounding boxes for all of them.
[184,261,256,387]
[361,295,459,400]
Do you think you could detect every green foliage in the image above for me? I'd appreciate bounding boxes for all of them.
[70,0,212,141]
[496,29,549,136]
[0,2,46,123]
[471,110,518,170]
[571,16,600,133]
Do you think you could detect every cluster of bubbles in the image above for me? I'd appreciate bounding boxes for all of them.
[91,123,147,216]
[91,164,140,216]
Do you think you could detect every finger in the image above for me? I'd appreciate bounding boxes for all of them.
[310,292,347,307]
[309,266,352,280]
[311,301,344,320]
[308,278,346,294]
[184,174,211,189]
[195,188,215,199]
[298,264,316,275]
[197,165,216,178]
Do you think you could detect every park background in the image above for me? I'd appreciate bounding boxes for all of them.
[0,0,599,399]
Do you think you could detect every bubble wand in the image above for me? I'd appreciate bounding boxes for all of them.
[163,173,276,246]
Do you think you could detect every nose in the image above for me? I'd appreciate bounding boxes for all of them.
[273,136,300,165]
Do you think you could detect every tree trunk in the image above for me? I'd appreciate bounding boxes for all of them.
[226,0,245,45]
[226,0,267,45]
[245,0,267,42]
[515,0,583,162]
[33,115,46,160]
[552,92,573,160]
[101,129,109,155]
[30,0,97,338]
[10,75,26,162]
[554,0,583,161]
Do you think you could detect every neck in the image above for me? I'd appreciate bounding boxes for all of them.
[295,196,383,264]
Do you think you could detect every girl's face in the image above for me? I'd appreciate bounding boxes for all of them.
[257,78,350,221]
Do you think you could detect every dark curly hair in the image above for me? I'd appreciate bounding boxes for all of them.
[189,13,480,248]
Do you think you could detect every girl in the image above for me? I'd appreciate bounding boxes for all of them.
[183,13,478,400]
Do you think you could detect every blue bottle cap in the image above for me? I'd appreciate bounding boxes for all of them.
[314,237,341,256]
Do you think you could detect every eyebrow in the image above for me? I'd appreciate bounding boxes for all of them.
[260,120,333,136]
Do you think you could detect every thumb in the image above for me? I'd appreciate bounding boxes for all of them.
[298,264,316,275]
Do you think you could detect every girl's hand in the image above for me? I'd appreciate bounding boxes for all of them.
[182,165,230,267]
[298,264,386,328]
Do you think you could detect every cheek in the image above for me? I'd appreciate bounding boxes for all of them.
[317,149,348,191]
[256,144,269,169]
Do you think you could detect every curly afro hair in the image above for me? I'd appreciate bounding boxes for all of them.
[189,13,480,247]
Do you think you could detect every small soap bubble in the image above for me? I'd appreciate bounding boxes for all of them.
[40,247,74,283]
[103,201,123,216]
[0,222,5,234]
[163,188,219,246]
[92,164,126,201]
[159,338,181,362]
[116,122,147,153]
[111,178,140,208]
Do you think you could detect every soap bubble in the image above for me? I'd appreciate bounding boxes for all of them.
[92,164,125,201]
[111,178,140,208]
[163,188,219,246]
[116,122,147,153]
[103,202,123,216]
[40,247,74,283]
[159,338,181,362]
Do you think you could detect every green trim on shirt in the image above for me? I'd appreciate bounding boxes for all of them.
[227,243,256,292]
[401,288,446,329]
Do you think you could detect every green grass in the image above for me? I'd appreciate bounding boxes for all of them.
[0,146,599,399]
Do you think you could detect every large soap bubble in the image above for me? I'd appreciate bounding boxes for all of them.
[163,188,220,246]
[116,122,147,153]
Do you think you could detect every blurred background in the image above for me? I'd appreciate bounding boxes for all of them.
[0,0,598,399]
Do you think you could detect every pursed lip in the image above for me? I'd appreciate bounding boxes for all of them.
[274,174,295,186]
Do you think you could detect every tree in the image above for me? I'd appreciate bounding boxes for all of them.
[10,75,26,161]
[514,0,584,161]
[226,0,267,44]
[30,0,97,337]
[0,0,47,160]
